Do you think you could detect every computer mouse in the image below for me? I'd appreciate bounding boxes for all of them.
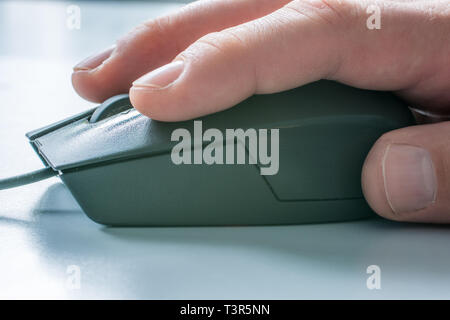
[23,80,414,226]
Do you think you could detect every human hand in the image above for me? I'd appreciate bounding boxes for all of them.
[72,0,450,223]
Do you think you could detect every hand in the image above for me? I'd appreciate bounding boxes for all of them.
[72,0,450,223]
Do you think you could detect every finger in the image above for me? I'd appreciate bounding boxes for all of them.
[130,0,348,120]
[130,0,450,121]
[72,0,289,102]
[362,121,450,223]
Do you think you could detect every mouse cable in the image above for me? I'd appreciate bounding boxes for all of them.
[0,167,57,190]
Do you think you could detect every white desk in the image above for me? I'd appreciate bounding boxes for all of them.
[1,0,449,299]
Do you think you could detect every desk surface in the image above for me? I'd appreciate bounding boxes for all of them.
[1,0,449,299]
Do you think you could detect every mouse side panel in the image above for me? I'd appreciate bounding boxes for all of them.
[265,115,400,200]
[60,153,374,226]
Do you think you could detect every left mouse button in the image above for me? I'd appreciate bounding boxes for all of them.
[89,94,132,123]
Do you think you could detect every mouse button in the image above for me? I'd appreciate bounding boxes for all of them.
[31,109,168,170]
[26,107,96,140]
[89,94,132,123]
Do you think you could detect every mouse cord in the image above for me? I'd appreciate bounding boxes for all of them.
[0,167,57,190]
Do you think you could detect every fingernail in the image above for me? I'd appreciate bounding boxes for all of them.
[132,60,184,89]
[73,45,115,71]
[383,144,437,214]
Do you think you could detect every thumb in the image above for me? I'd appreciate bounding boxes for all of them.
[362,121,450,223]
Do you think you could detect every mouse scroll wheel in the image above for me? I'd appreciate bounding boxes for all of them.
[89,94,133,123]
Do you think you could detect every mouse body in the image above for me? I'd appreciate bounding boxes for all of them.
[27,81,414,226]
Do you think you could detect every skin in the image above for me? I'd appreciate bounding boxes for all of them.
[72,0,450,223]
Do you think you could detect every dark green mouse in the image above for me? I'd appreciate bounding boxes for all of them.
[25,80,415,226]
